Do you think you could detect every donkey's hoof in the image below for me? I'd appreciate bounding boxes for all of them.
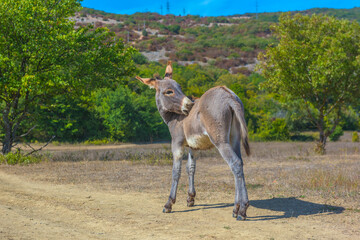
[187,192,196,207]
[232,213,238,218]
[187,197,195,207]
[236,215,246,221]
[163,207,172,213]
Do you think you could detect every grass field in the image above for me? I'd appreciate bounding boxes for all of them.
[0,133,359,239]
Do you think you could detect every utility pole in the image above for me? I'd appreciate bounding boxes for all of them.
[160,5,163,15]
[166,0,170,14]
[256,0,258,20]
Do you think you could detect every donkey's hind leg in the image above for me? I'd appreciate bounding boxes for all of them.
[217,142,249,220]
[186,149,196,207]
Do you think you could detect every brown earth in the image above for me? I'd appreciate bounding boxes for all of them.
[0,142,359,239]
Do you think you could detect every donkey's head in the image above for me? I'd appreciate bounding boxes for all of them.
[136,61,193,116]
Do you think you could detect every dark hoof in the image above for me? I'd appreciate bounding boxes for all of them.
[233,212,247,220]
[187,197,195,207]
[163,208,172,213]
[233,202,249,220]
[187,192,196,207]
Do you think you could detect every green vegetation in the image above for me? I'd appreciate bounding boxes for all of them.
[258,13,360,153]
[352,132,359,142]
[0,3,359,158]
[0,151,44,165]
[329,126,344,142]
[0,0,135,154]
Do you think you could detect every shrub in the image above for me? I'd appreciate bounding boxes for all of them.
[329,126,344,142]
[132,52,148,65]
[168,25,181,34]
[256,118,290,141]
[84,139,112,145]
[232,67,252,76]
[0,151,44,165]
[352,132,359,142]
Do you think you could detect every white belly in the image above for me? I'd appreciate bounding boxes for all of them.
[186,133,213,150]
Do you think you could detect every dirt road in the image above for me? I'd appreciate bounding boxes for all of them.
[0,165,358,240]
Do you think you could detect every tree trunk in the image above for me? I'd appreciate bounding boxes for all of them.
[1,104,13,155]
[317,130,327,155]
[315,112,327,154]
[2,132,12,155]
[2,120,13,155]
[1,92,30,155]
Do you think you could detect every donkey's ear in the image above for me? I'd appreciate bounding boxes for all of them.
[136,76,157,89]
[164,60,172,79]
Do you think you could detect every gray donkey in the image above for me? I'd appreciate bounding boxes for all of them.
[136,62,250,220]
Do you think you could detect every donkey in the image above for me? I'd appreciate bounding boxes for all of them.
[136,62,250,220]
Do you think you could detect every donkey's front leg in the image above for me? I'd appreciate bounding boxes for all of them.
[186,149,196,207]
[163,144,184,213]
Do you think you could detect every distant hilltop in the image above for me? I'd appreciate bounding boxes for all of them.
[72,7,360,73]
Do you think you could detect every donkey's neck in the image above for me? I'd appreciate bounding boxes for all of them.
[159,109,185,126]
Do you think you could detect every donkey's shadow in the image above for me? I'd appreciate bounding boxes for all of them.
[173,197,344,221]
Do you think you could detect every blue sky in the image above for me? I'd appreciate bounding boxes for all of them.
[81,0,359,16]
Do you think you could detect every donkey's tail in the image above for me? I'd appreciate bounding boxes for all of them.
[230,99,251,156]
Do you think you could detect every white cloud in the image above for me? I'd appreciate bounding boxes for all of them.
[200,0,215,6]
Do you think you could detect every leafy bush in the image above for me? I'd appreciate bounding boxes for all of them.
[167,25,181,34]
[0,151,44,165]
[24,95,107,142]
[94,85,170,142]
[132,52,148,64]
[84,139,112,145]
[255,118,290,141]
[142,29,148,37]
[329,126,344,142]
[352,132,359,142]
[176,49,195,61]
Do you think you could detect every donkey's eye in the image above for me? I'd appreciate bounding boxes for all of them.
[165,90,174,95]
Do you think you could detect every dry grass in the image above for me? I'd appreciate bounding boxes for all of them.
[1,139,359,211]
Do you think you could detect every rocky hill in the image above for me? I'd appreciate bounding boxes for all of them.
[73,7,360,74]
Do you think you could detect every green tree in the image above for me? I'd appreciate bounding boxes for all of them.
[167,25,181,34]
[25,95,107,142]
[0,0,136,154]
[94,86,169,142]
[258,13,360,153]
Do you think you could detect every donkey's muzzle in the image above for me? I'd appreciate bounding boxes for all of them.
[181,97,194,116]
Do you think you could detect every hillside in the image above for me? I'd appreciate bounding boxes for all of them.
[72,7,360,74]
